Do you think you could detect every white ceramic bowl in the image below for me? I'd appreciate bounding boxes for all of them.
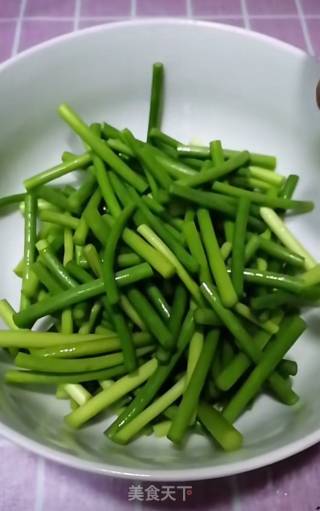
[0,19,319,481]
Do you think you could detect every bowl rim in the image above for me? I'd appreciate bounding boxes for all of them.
[0,16,311,76]
[0,17,319,481]
[1,415,320,481]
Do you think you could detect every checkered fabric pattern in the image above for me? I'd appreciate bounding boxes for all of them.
[0,1,320,510]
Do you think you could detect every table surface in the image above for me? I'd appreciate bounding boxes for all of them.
[1,1,320,510]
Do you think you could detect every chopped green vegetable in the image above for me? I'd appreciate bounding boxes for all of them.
[0,62,317,452]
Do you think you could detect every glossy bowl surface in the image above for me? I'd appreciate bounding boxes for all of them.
[0,19,319,480]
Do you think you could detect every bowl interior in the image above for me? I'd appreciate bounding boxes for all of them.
[0,20,320,480]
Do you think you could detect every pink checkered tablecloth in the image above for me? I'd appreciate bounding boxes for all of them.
[1,1,320,510]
